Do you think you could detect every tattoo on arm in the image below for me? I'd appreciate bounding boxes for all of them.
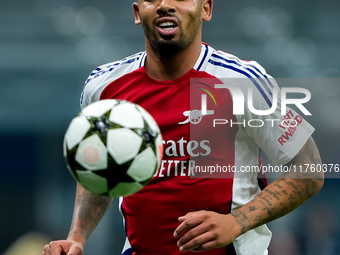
[230,138,324,235]
[230,210,252,233]
[68,186,112,241]
[78,189,112,232]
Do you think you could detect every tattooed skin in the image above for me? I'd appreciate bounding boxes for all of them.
[230,137,324,235]
[68,185,113,242]
[230,210,252,233]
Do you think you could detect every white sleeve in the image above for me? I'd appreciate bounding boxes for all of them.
[80,65,109,110]
[79,53,144,110]
[230,75,314,166]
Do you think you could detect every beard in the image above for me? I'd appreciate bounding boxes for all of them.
[149,38,192,59]
[139,7,203,59]
[141,20,198,59]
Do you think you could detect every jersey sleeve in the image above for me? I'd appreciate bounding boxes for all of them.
[235,71,314,166]
[79,52,145,110]
[80,65,106,110]
[80,62,121,110]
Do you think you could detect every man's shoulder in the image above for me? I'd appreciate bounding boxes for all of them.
[80,51,145,108]
[206,46,268,76]
[84,51,146,86]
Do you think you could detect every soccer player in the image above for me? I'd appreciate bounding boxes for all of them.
[43,0,323,254]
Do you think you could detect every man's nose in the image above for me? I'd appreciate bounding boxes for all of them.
[157,0,176,16]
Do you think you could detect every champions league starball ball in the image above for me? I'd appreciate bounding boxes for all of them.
[63,99,163,197]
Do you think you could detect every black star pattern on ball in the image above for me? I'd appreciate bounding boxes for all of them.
[138,126,158,151]
[95,162,135,191]
[92,113,112,138]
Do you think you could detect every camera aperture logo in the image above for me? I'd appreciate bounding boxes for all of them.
[179,82,223,125]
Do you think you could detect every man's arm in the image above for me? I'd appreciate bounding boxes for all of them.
[174,137,324,252]
[230,136,323,234]
[43,184,113,255]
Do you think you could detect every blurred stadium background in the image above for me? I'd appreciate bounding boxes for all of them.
[0,0,339,254]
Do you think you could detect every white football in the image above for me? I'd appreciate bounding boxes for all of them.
[63,99,163,197]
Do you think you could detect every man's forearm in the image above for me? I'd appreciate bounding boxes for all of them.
[231,137,324,235]
[67,184,113,245]
[231,174,323,234]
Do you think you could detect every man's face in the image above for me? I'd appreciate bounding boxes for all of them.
[133,0,212,57]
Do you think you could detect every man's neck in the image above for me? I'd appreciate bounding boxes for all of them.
[144,40,202,81]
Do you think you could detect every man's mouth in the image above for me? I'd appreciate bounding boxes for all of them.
[158,21,178,30]
[156,18,179,37]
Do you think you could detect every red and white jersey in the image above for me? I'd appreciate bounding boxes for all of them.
[81,43,314,255]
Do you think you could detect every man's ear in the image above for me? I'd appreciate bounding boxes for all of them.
[202,0,213,22]
[133,2,141,25]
